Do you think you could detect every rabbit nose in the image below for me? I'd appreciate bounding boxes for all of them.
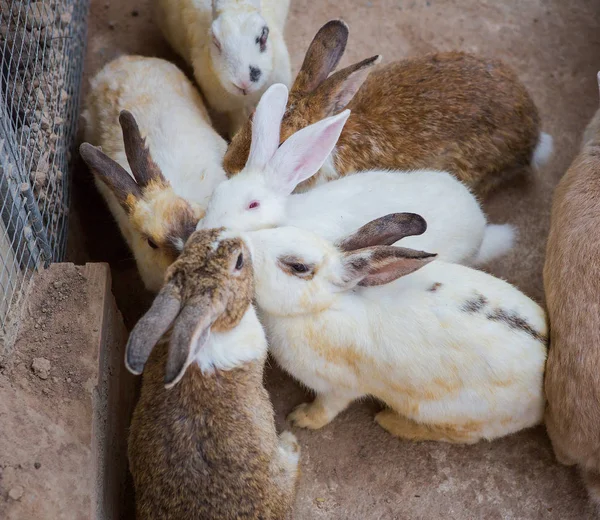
[234,81,251,95]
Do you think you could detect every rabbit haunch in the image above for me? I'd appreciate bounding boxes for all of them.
[242,215,547,443]
[127,228,299,519]
[201,83,515,266]
[81,56,226,292]
[224,20,552,197]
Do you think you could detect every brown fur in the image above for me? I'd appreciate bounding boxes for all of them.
[544,103,600,508]
[128,228,299,519]
[224,23,541,198]
[81,112,201,270]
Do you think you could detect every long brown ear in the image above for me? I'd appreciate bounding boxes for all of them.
[338,213,427,252]
[291,20,349,96]
[340,246,436,288]
[312,54,381,116]
[119,110,166,187]
[164,294,225,389]
[125,283,182,375]
[80,142,142,212]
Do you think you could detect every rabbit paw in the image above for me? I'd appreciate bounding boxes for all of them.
[288,402,331,430]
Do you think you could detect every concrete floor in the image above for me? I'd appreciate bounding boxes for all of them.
[69,0,600,518]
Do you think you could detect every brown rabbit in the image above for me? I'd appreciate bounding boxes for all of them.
[224,20,552,197]
[544,73,600,509]
[123,226,300,519]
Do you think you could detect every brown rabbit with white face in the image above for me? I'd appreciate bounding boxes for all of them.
[126,228,300,519]
[544,74,600,510]
[224,20,552,197]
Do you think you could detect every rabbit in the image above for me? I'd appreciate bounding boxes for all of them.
[81,56,227,292]
[126,226,300,519]
[544,73,600,508]
[200,83,515,266]
[240,213,548,443]
[224,20,553,197]
[153,0,291,136]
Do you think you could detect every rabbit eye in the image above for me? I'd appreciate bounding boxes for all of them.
[248,200,260,210]
[147,238,159,249]
[235,253,244,270]
[256,26,269,52]
[290,263,309,273]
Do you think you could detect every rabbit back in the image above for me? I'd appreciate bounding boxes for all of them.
[264,261,547,441]
[129,342,295,519]
[333,52,541,196]
[286,169,487,264]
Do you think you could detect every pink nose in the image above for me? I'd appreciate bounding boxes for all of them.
[235,81,251,94]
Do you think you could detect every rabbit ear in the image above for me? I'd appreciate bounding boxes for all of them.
[80,142,142,213]
[266,109,350,195]
[119,110,167,188]
[338,246,436,288]
[337,213,428,252]
[125,283,182,375]
[597,71,600,100]
[313,55,381,116]
[291,20,349,95]
[245,84,289,170]
[164,294,225,389]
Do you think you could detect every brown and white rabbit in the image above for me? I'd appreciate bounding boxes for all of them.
[82,56,227,292]
[544,73,600,509]
[122,225,300,519]
[224,20,552,197]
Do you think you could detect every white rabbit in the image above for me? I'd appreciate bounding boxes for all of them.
[241,214,547,443]
[153,0,291,136]
[82,56,227,292]
[201,84,514,266]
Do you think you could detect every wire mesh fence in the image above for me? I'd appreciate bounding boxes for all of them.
[0,0,88,349]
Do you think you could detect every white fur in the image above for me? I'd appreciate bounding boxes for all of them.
[153,0,291,136]
[200,84,513,266]
[83,56,227,292]
[244,226,548,442]
[532,132,554,169]
[195,304,267,373]
[473,223,516,265]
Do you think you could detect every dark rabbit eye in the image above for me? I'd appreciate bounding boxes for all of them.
[148,238,159,249]
[256,26,269,52]
[235,253,244,270]
[248,200,260,210]
[290,263,308,273]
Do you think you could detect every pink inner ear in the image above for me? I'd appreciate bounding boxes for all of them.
[290,123,342,183]
[360,264,403,286]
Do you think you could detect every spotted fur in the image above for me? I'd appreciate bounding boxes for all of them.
[246,218,548,444]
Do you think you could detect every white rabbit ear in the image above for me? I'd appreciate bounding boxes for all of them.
[246,83,289,170]
[266,109,350,195]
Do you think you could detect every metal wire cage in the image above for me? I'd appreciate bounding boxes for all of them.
[1,0,88,349]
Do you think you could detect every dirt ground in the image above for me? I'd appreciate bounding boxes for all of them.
[66,0,600,518]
